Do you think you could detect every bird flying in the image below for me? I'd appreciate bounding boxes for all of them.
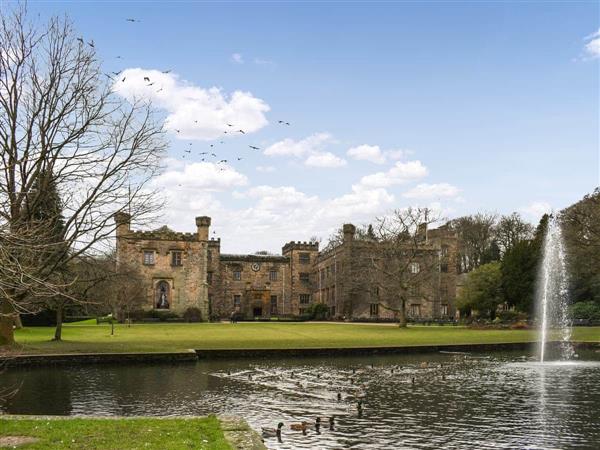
[248,145,260,150]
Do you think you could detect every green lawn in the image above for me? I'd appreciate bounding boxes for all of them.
[0,416,231,449]
[5,322,599,355]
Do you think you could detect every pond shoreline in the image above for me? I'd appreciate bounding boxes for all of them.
[3,341,599,367]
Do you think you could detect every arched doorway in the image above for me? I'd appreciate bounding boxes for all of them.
[156,281,170,309]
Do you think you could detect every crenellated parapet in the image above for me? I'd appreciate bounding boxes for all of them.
[281,241,319,254]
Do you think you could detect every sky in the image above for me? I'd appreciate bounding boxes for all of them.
[18,0,600,253]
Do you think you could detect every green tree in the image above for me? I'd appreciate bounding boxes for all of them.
[456,262,503,320]
[501,240,538,313]
[561,189,600,304]
[500,214,548,315]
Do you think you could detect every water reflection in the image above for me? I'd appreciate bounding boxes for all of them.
[2,352,600,449]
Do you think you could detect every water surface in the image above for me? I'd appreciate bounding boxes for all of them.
[2,351,600,449]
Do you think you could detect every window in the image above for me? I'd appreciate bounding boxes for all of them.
[410,284,420,296]
[370,303,379,316]
[270,295,278,314]
[269,270,278,281]
[441,304,449,316]
[409,262,420,274]
[207,272,213,285]
[233,295,241,307]
[143,251,155,265]
[299,252,310,264]
[299,294,311,304]
[331,286,335,302]
[441,245,449,257]
[326,266,331,278]
[233,270,242,281]
[440,262,449,273]
[171,251,183,267]
[207,250,212,263]
[440,286,449,300]
[299,272,310,283]
[410,304,421,317]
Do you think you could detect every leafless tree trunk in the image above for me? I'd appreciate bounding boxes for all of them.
[0,5,165,344]
[371,207,440,327]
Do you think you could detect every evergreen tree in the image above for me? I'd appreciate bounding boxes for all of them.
[500,214,548,315]
[26,171,69,339]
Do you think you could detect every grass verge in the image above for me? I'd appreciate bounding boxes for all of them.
[0,416,231,450]
[4,323,599,355]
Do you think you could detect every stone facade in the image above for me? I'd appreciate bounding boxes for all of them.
[114,214,458,321]
[314,223,459,320]
[114,213,211,318]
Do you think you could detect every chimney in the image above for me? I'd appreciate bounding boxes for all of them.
[343,224,356,243]
[196,216,211,241]
[114,212,131,237]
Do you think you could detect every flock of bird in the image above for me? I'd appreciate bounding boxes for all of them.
[219,358,464,445]
[77,18,293,181]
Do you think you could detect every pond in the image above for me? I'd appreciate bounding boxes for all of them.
[2,350,600,449]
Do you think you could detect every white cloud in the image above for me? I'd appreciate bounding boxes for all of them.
[357,160,428,189]
[154,160,248,192]
[347,145,386,164]
[584,29,600,58]
[263,133,346,168]
[231,53,244,64]
[256,165,276,173]
[113,68,269,141]
[521,201,552,220]
[346,145,411,164]
[264,133,331,157]
[403,183,461,199]
[305,152,347,168]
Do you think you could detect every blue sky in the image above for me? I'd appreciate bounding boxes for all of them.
[23,1,600,252]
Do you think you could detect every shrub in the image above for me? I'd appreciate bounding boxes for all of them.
[496,310,527,323]
[569,301,600,320]
[304,303,329,320]
[183,307,203,323]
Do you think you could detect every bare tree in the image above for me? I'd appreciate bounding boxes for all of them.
[495,212,534,256]
[330,208,440,327]
[0,6,166,344]
[448,213,498,273]
[95,260,146,325]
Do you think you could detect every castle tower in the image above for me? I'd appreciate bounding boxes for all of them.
[196,216,211,241]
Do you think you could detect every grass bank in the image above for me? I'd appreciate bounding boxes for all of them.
[0,416,231,449]
[5,323,599,355]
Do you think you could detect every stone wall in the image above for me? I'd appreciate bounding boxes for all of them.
[114,214,210,319]
[282,242,319,315]
[211,254,290,318]
[114,213,458,322]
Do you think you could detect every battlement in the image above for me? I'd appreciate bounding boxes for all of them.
[123,227,199,242]
[282,240,319,254]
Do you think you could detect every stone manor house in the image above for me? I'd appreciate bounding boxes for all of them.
[114,213,458,321]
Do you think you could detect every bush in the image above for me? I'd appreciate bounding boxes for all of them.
[496,310,527,323]
[183,307,203,323]
[569,301,600,320]
[303,303,329,320]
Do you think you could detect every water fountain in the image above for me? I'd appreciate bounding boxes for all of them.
[538,215,573,362]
